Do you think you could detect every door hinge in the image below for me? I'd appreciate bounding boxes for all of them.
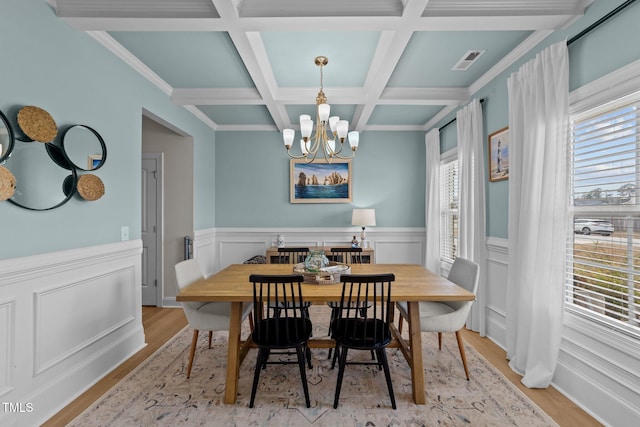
[154,279,157,287]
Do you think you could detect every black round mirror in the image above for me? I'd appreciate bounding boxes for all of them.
[4,141,76,210]
[61,124,106,171]
[0,110,15,164]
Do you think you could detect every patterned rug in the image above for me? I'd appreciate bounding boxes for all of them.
[69,308,557,426]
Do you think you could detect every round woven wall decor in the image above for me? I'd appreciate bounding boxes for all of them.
[0,166,16,201]
[17,106,58,143]
[77,174,105,201]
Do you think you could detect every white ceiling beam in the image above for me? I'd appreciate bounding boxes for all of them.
[58,14,584,32]
[209,0,290,130]
[275,88,367,105]
[379,88,470,105]
[171,88,263,105]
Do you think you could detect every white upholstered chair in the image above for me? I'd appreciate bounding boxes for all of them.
[396,257,479,380]
[174,258,253,378]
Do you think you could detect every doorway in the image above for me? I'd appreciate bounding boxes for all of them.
[142,153,162,306]
[141,113,194,307]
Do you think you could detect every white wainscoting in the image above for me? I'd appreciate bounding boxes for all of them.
[0,241,145,427]
[0,298,15,398]
[198,227,427,274]
[485,237,509,347]
[484,236,640,426]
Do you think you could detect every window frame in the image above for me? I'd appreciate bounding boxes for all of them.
[567,88,640,339]
[439,148,458,271]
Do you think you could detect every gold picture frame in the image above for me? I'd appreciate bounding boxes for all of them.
[88,154,102,170]
[290,158,352,203]
[488,127,509,182]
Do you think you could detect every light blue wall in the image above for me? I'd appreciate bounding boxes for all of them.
[0,0,216,259]
[435,0,640,239]
[215,131,425,227]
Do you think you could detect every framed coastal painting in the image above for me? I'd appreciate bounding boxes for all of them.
[488,127,509,182]
[290,158,352,203]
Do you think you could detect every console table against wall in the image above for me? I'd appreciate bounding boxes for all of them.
[265,246,375,264]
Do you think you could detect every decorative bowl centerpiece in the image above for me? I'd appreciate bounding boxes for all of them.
[293,262,351,285]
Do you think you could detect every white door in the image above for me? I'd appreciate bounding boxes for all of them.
[142,154,162,306]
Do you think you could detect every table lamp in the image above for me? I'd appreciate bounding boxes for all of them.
[352,208,376,248]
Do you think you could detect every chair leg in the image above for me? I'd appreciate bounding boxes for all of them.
[438,332,442,350]
[303,306,313,337]
[376,348,397,410]
[333,346,349,409]
[208,331,213,349]
[327,306,339,359]
[331,344,340,369]
[305,344,313,369]
[455,330,471,380]
[186,329,199,379]
[250,348,268,408]
[296,346,311,408]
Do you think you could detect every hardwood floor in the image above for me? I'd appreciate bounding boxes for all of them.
[44,307,601,426]
[460,329,601,427]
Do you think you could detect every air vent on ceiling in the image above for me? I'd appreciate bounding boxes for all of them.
[452,50,486,71]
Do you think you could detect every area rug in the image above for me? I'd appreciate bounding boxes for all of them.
[69,308,557,426]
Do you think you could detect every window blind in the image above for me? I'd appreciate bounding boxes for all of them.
[440,158,458,264]
[568,91,640,336]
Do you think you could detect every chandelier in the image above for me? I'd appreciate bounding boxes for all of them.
[282,56,359,163]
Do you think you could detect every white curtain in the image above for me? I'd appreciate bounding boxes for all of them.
[425,129,441,274]
[506,40,569,388]
[456,99,487,336]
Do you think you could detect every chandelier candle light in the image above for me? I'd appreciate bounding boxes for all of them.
[282,56,360,163]
[352,208,376,248]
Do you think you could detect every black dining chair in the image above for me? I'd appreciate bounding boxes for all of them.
[326,248,370,360]
[331,273,397,410]
[248,274,313,408]
[276,247,309,264]
[271,247,312,320]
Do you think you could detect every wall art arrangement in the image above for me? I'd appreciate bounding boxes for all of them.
[488,126,509,182]
[290,158,352,203]
[0,105,107,210]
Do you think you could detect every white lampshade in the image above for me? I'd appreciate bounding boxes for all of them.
[348,131,359,150]
[300,115,313,139]
[283,129,294,148]
[352,208,376,227]
[326,139,336,154]
[329,116,340,133]
[336,120,348,139]
[318,104,330,122]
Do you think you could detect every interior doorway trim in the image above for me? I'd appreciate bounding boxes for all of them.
[143,152,164,307]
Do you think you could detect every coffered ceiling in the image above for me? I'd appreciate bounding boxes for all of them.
[50,0,592,132]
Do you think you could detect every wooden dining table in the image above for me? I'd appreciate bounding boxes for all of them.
[176,263,475,405]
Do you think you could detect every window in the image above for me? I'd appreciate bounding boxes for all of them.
[568,90,640,337]
[440,156,458,264]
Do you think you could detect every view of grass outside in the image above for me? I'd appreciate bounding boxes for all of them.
[570,227,640,327]
[569,93,640,333]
